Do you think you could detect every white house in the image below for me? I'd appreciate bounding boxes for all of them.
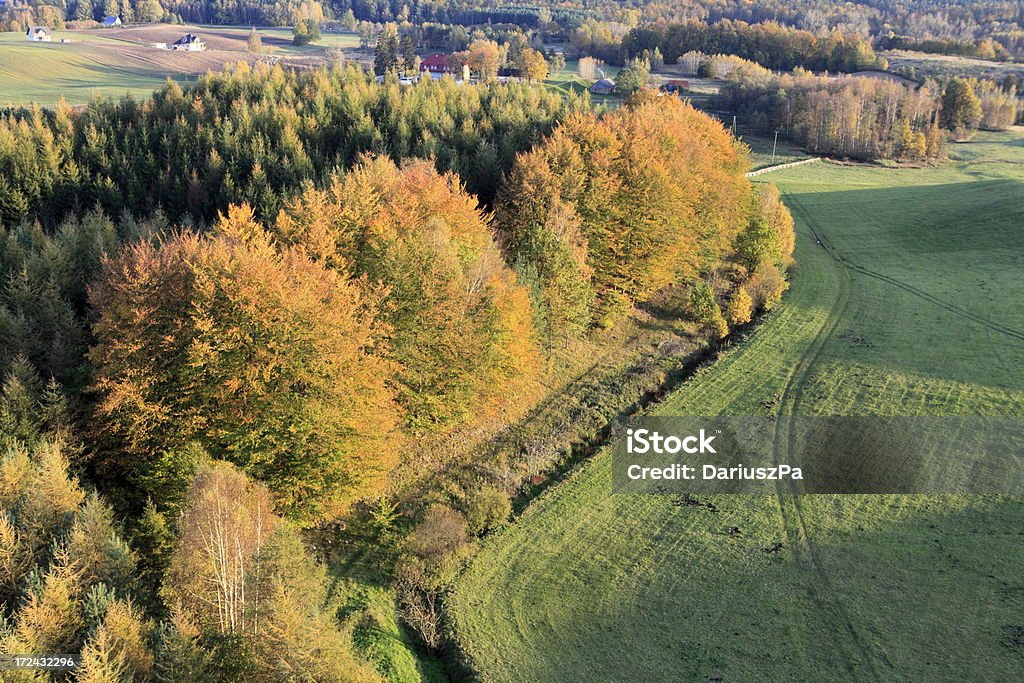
[101,16,122,28]
[172,33,206,51]
[27,27,52,42]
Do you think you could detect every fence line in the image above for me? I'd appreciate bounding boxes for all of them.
[746,157,822,177]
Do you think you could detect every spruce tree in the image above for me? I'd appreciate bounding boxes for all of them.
[400,33,416,72]
[374,24,400,75]
[941,77,983,139]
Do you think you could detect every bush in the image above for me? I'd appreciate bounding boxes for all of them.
[394,505,471,650]
[689,282,729,340]
[726,287,754,326]
[746,263,789,312]
[403,505,469,568]
[463,488,511,535]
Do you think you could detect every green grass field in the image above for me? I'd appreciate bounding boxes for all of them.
[543,59,623,108]
[0,31,199,104]
[0,27,361,106]
[882,49,1024,82]
[448,131,1024,681]
[191,25,361,54]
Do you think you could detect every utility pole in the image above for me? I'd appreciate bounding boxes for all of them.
[732,115,737,137]
[771,130,779,165]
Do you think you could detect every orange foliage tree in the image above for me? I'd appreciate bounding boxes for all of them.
[497,92,754,331]
[274,157,542,433]
[88,208,401,523]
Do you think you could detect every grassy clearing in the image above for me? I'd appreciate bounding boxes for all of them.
[543,59,623,108]
[882,49,1024,81]
[333,581,430,683]
[448,130,1024,681]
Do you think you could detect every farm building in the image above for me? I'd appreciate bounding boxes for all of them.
[419,54,456,78]
[101,15,122,27]
[662,79,690,93]
[26,27,51,42]
[172,34,206,51]
[591,78,615,94]
[497,67,522,83]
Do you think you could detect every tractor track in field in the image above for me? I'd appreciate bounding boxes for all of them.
[786,191,1024,344]
[770,189,890,680]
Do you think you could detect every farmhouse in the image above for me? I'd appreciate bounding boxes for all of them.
[101,15,122,27]
[662,79,690,93]
[591,78,615,94]
[26,27,51,42]
[419,54,454,77]
[172,33,206,51]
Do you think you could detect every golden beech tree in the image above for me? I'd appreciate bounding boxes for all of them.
[88,215,401,523]
[466,39,500,81]
[274,157,543,433]
[498,93,755,331]
[517,47,549,82]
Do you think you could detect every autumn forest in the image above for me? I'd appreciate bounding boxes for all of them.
[2,0,1022,678]
[0,60,795,679]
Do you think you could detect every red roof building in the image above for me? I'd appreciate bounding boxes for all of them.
[662,79,690,92]
[419,54,453,74]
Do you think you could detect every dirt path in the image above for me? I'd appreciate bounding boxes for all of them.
[769,188,889,680]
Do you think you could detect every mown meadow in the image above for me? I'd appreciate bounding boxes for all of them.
[448,130,1024,681]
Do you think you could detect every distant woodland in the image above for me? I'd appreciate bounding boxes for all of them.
[714,61,1018,156]
[4,0,1024,60]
